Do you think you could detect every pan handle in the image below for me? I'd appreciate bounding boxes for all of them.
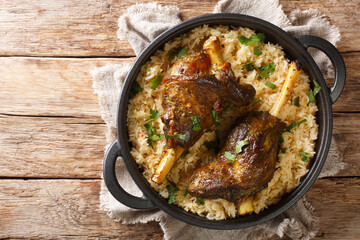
[103,140,156,209]
[296,35,346,104]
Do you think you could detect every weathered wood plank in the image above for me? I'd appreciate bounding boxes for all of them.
[0,57,134,118]
[0,53,357,118]
[0,115,106,178]
[0,178,358,239]
[0,113,358,178]
[0,0,358,57]
[0,179,163,239]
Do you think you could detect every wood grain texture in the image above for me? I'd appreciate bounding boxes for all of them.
[0,57,134,118]
[0,115,106,178]
[0,53,357,119]
[0,178,358,239]
[0,179,163,239]
[0,0,358,57]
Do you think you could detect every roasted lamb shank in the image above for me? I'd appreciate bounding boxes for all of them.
[188,61,301,215]
[151,37,256,183]
[188,112,286,204]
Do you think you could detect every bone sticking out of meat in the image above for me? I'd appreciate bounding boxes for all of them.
[188,61,301,215]
[151,37,256,184]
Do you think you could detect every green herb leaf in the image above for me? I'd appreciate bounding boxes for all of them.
[168,46,187,60]
[150,75,163,90]
[284,120,297,134]
[280,147,287,153]
[191,116,201,131]
[297,119,307,127]
[259,62,275,78]
[166,134,186,140]
[252,98,262,105]
[225,151,236,164]
[148,134,163,141]
[225,105,234,111]
[313,79,321,96]
[306,90,316,106]
[129,81,143,98]
[142,109,160,125]
[238,33,265,45]
[264,81,277,90]
[184,188,188,197]
[166,185,177,204]
[243,62,255,71]
[141,64,146,74]
[147,139,154,149]
[196,199,205,205]
[235,140,249,154]
[180,150,190,159]
[144,124,163,149]
[279,133,284,144]
[294,96,300,107]
[166,177,179,191]
[254,46,262,56]
[299,151,312,163]
[211,110,220,127]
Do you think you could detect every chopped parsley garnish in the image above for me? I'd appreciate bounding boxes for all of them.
[191,116,201,131]
[259,62,276,78]
[254,46,262,56]
[252,98,262,105]
[225,151,236,164]
[280,148,287,153]
[184,188,188,197]
[168,46,187,60]
[294,96,300,107]
[238,33,265,45]
[243,62,255,71]
[306,79,321,105]
[166,134,186,140]
[313,79,321,96]
[297,119,307,127]
[142,109,160,125]
[235,140,249,154]
[141,64,146,74]
[144,124,163,149]
[196,199,205,205]
[166,185,179,204]
[306,90,316,106]
[299,151,312,163]
[211,110,220,127]
[226,105,234,111]
[264,81,277,89]
[150,75,163,90]
[180,150,190,159]
[279,133,284,144]
[284,120,297,134]
[129,81,143,98]
[166,177,179,191]
[204,141,217,150]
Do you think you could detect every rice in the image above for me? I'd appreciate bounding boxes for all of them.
[127,25,318,220]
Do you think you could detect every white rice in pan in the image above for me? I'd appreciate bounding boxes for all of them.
[127,25,318,220]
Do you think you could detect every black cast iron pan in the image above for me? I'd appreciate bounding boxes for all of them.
[103,14,346,229]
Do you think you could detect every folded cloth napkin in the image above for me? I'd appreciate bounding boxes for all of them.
[92,0,345,239]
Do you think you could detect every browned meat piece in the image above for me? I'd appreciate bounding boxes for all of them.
[151,37,256,184]
[163,67,256,150]
[188,111,286,206]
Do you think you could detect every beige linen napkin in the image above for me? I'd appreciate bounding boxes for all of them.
[92,1,345,239]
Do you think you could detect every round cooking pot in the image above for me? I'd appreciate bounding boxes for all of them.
[103,14,345,229]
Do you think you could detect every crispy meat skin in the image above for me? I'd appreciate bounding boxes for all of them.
[162,51,256,149]
[188,111,286,205]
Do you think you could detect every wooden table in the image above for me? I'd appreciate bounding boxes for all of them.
[0,0,359,239]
